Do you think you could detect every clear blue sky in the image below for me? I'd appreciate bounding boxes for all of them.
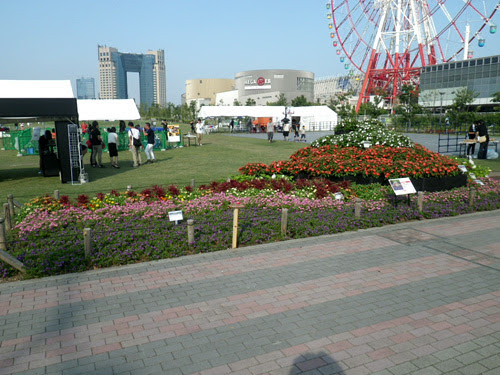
[1,0,499,104]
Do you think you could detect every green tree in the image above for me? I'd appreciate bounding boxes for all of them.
[327,92,357,122]
[291,95,310,107]
[188,101,197,119]
[394,84,422,128]
[233,99,242,106]
[267,93,288,106]
[245,98,256,106]
[491,91,500,111]
[448,87,479,125]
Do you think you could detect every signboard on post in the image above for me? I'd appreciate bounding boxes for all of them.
[389,178,416,196]
[168,210,183,225]
[167,125,180,143]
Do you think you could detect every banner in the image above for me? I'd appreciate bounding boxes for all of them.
[167,125,180,143]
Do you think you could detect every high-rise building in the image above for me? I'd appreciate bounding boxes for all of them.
[76,77,96,99]
[98,45,166,107]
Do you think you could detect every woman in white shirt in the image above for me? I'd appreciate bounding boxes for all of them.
[107,127,119,168]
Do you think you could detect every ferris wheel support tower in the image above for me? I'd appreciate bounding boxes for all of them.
[356,0,439,112]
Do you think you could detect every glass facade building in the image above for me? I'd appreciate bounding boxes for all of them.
[76,77,95,99]
[419,55,500,108]
[98,46,166,107]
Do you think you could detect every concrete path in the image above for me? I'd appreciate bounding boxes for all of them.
[0,210,499,375]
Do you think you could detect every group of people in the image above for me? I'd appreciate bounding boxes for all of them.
[85,120,157,169]
[466,119,490,159]
[266,119,306,143]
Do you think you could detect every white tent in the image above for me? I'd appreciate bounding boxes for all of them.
[77,99,141,121]
[198,105,284,119]
[198,105,337,130]
[0,80,74,99]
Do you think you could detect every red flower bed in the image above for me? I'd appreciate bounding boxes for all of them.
[239,144,460,180]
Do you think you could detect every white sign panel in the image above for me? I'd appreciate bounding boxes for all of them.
[168,210,183,222]
[389,178,417,196]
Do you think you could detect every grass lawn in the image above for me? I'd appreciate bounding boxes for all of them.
[0,126,304,204]
[1,125,499,204]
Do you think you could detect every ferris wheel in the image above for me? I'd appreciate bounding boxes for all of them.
[326,0,500,111]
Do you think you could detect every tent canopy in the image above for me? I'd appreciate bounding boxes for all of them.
[198,105,284,119]
[198,105,338,127]
[0,80,77,121]
[77,99,141,121]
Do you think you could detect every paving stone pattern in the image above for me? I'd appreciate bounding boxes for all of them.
[0,210,499,375]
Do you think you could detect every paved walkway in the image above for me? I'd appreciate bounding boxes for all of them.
[0,210,499,375]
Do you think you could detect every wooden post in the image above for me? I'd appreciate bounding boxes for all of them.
[0,218,6,251]
[417,191,424,213]
[354,198,362,219]
[281,208,288,236]
[127,185,133,192]
[3,204,11,231]
[190,179,195,189]
[469,187,476,207]
[0,218,26,273]
[54,190,60,200]
[83,228,92,257]
[230,204,244,249]
[8,194,15,218]
[187,219,194,244]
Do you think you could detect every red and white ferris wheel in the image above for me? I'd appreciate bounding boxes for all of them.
[326,0,500,111]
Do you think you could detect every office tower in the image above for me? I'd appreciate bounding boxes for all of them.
[76,77,96,99]
[98,45,166,107]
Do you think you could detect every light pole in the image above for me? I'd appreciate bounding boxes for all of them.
[439,92,445,129]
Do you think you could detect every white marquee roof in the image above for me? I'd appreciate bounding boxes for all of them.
[77,99,141,121]
[0,80,74,98]
[198,105,337,122]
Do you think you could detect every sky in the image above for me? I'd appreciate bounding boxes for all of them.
[1,0,500,105]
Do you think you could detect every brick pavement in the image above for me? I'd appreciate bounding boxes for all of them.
[0,210,499,375]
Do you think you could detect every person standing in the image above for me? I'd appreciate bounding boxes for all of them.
[267,121,275,143]
[195,118,204,146]
[89,121,104,168]
[143,122,156,163]
[107,127,119,168]
[466,121,477,156]
[128,121,142,167]
[476,119,489,159]
[230,119,234,133]
[282,119,290,141]
[300,125,307,142]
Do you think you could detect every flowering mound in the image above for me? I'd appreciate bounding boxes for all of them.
[311,118,414,148]
[240,144,460,180]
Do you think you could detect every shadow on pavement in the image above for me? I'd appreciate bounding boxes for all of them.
[289,351,345,374]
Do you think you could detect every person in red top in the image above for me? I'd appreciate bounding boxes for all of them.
[81,122,89,134]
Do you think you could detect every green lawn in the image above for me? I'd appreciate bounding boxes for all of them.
[0,126,304,204]
[2,126,499,205]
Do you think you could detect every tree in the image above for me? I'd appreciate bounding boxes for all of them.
[291,95,310,107]
[491,91,500,111]
[448,87,479,125]
[267,93,288,106]
[245,98,256,106]
[394,84,422,128]
[327,92,357,122]
[233,99,242,106]
[188,101,197,119]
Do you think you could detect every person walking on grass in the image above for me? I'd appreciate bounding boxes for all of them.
[128,121,142,167]
[107,127,119,168]
[143,122,156,163]
[195,118,204,146]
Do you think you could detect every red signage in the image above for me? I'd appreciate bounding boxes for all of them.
[257,77,266,86]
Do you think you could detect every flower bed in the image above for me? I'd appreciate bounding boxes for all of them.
[2,178,500,279]
[240,144,461,181]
